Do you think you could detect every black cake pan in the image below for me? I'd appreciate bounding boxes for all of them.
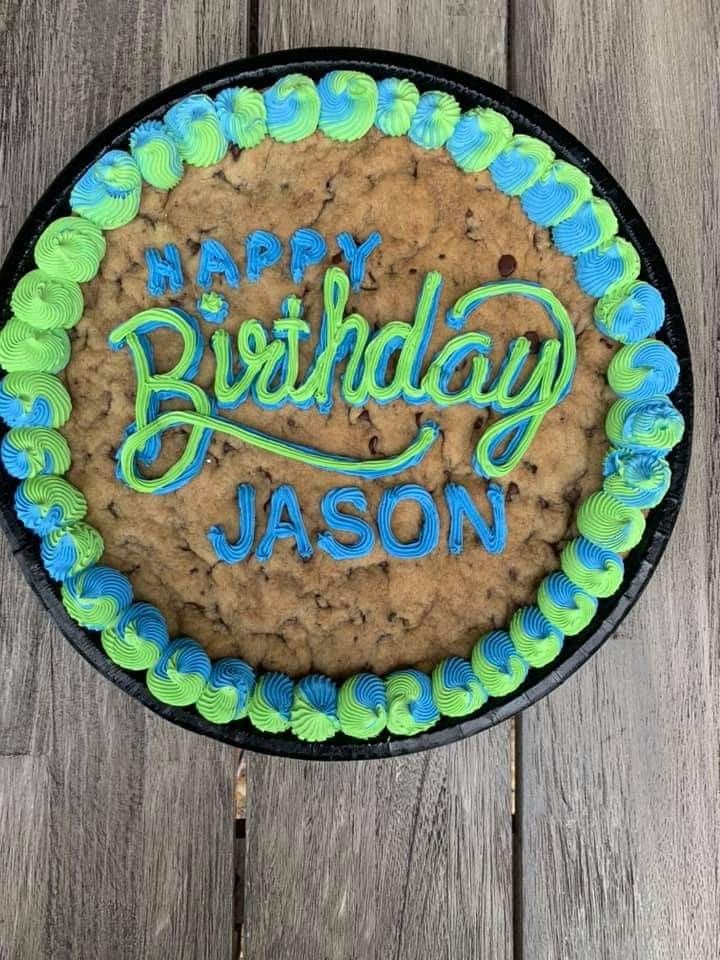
[0,48,693,760]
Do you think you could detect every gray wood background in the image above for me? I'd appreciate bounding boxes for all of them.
[0,1,717,958]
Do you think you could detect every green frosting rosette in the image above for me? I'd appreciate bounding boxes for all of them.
[605,396,685,454]
[146,637,211,706]
[576,490,646,552]
[489,134,555,195]
[470,630,528,697]
[508,606,563,667]
[10,269,83,330]
[0,317,70,373]
[33,217,106,283]
[537,572,598,636]
[408,90,460,148]
[164,94,228,167]
[606,339,680,401]
[129,119,184,189]
[431,657,487,717]
[385,669,439,735]
[40,521,104,582]
[70,150,142,229]
[560,537,624,598]
[101,601,169,670]
[0,426,70,478]
[0,371,71,429]
[318,70,378,142]
[215,87,267,148]
[263,74,321,143]
[374,77,419,136]
[289,674,341,742]
[61,564,133,630]
[337,673,387,739]
[446,107,513,172]
[14,475,86,536]
[196,658,255,724]
[247,672,293,733]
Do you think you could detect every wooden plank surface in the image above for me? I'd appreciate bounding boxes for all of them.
[244,5,514,960]
[1,1,719,959]
[0,3,242,958]
[512,1,720,958]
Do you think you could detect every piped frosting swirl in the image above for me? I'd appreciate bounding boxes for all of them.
[197,657,255,723]
[470,630,528,697]
[164,95,228,167]
[318,70,378,142]
[446,107,513,172]
[0,373,71,428]
[101,601,169,670]
[129,120,184,189]
[147,636,211,705]
[33,217,106,282]
[431,656,487,716]
[215,86,268,148]
[337,673,387,739]
[40,521,104,582]
[0,427,70,478]
[374,77,419,136]
[70,150,142,228]
[408,90,460,148]
[264,74,320,143]
[290,674,341,742]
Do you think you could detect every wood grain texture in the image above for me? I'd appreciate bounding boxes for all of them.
[0,2,244,957]
[245,5,513,960]
[245,741,513,960]
[257,0,507,73]
[512,1,720,957]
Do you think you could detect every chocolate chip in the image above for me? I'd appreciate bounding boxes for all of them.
[230,144,241,160]
[409,267,417,275]
[537,496,550,510]
[186,239,201,255]
[369,435,379,454]
[508,566,518,582]
[566,486,582,506]
[506,482,520,503]
[414,410,424,427]
[584,426,596,439]
[523,330,540,353]
[498,254,516,277]
[359,409,372,423]
[287,417,296,428]
[222,441,235,455]
[107,501,119,519]
[523,460,538,474]
[474,412,489,430]
[331,251,343,264]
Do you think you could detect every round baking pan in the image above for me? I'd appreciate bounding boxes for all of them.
[0,47,693,760]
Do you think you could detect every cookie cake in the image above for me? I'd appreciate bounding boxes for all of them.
[0,67,685,743]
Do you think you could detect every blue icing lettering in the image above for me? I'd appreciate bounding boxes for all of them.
[336,231,382,291]
[245,230,282,283]
[144,244,184,296]
[377,483,440,559]
[255,484,313,561]
[208,483,256,562]
[317,487,375,560]
[289,227,327,283]
[445,481,506,555]
[196,238,241,289]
